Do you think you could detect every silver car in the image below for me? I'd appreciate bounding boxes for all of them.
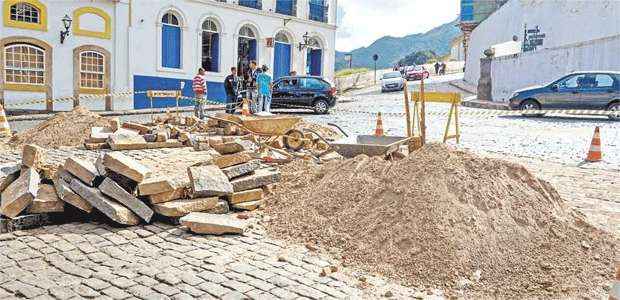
[381,71,405,93]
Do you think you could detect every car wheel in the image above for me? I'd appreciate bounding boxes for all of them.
[608,102,620,121]
[313,99,329,114]
[520,99,544,117]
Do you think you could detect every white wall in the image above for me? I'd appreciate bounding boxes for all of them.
[490,34,620,102]
[464,0,620,85]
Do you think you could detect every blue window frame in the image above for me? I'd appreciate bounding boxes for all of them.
[238,0,262,10]
[202,19,219,72]
[309,0,328,23]
[276,0,296,16]
[161,12,181,69]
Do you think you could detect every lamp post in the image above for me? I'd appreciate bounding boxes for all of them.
[60,15,72,44]
[372,54,379,85]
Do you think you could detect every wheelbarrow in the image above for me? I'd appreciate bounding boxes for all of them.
[330,135,413,158]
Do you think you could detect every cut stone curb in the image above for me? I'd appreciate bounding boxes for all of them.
[230,168,281,192]
[221,160,260,180]
[64,157,99,187]
[180,212,247,235]
[103,152,151,183]
[148,189,186,204]
[99,178,154,223]
[28,184,64,214]
[0,168,39,218]
[232,200,264,211]
[188,165,233,198]
[152,197,219,217]
[53,168,93,213]
[227,189,263,205]
[69,178,140,225]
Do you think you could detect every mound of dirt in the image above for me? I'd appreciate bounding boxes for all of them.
[10,106,110,149]
[264,144,617,298]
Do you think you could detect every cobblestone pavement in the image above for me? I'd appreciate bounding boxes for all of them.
[0,221,423,299]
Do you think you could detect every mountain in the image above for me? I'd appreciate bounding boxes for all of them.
[335,20,461,70]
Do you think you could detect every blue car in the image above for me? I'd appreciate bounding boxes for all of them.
[508,71,620,120]
[272,76,337,114]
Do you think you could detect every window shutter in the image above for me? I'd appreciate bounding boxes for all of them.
[211,33,219,72]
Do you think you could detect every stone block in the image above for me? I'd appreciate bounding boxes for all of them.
[213,152,253,169]
[232,200,264,211]
[0,163,20,193]
[204,199,230,214]
[188,165,233,198]
[228,189,263,205]
[28,184,64,214]
[69,179,140,225]
[21,144,46,169]
[94,154,107,177]
[90,127,113,143]
[109,118,121,132]
[103,152,151,183]
[212,142,244,155]
[155,129,169,142]
[180,213,247,235]
[108,133,147,151]
[0,168,39,218]
[148,189,186,204]
[52,169,93,213]
[64,157,99,187]
[122,122,150,134]
[230,168,281,192]
[84,143,110,150]
[145,140,184,149]
[138,176,185,196]
[152,197,219,217]
[221,160,260,180]
[99,178,154,223]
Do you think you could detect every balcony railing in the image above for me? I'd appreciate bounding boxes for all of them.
[238,0,262,10]
[309,2,328,23]
[276,0,297,16]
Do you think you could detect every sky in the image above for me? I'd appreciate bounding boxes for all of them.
[336,0,460,52]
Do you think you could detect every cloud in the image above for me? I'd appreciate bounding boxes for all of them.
[336,0,460,52]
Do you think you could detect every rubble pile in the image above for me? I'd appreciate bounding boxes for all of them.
[264,144,618,298]
[10,106,110,149]
[0,137,281,234]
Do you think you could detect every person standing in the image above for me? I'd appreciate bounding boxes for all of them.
[192,68,207,119]
[257,65,273,113]
[434,62,440,75]
[246,61,260,113]
[440,62,447,75]
[224,67,239,114]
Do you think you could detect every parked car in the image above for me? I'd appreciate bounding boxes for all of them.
[271,76,337,114]
[508,71,620,120]
[405,66,430,81]
[381,71,405,93]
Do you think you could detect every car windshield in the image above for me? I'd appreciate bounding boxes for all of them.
[383,72,401,79]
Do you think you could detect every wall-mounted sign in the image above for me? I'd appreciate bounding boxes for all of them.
[522,24,546,52]
[266,37,274,48]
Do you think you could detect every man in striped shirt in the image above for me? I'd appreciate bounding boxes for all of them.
[192,68,207,119]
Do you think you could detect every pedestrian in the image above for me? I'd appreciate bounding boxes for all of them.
[434,62,440,75]
[440,62,447,75]
[192,68,207,119]
[257,65,273,113]
[246,60,260,113]
[224,67,239,114]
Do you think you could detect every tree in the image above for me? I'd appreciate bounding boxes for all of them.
[398,50,437,66]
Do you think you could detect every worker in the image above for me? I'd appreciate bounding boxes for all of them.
[257,65,273,113]
[224,67,239,114]
[192,68,207,119]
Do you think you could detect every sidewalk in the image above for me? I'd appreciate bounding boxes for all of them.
[7,106,225,122]
[449,79,511,110]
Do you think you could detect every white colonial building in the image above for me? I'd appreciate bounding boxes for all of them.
[0,0,337,111]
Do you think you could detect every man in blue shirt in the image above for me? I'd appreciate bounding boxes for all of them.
[256,65,273,113]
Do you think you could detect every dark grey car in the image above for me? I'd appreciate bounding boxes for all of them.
[508,71,620,120]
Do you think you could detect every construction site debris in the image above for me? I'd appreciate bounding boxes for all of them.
[9,106,110,149]
[228,189,263,205]
[213,152,253,169]
[53,168,93,213]
[221,160,261,180]
[231,168,281,192]
[0,163,20,192]
[99,178,154,223]
[264,144,617,298]
[180,212,247,235]
[103,152,151,183]
[0,168,39,218]
[21,144,46,170]
[232,199,264,211]
[64,157,100,187]
[28,184,64,214]
[69,178,140,226]
[152,197,219,217]
[188,165,234,198]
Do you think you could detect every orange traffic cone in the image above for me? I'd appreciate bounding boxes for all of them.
[374,112,384,136]
[0,105,11,138]
[610,265,620,300]
[241,98,251,116]
[585,127,602,162]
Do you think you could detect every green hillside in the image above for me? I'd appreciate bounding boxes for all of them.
[335,20,460,71]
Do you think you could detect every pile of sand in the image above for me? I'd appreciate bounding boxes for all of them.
[264,144,617,298]
[10,106,110,149]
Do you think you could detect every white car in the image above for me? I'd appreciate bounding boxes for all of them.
[381,71,405,93]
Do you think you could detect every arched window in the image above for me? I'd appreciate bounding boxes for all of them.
[237,25,258,76]
[4,43,45,85]
[275,32,290,44]
[201,19,219,72]
[79,51,105,89]
[161,11,181,69]
[10,3,39,23]
[307,37,321,49]
[239,25,256,38]
[3,0,48,31]
[306,37,323,76]
[273,32,292,80]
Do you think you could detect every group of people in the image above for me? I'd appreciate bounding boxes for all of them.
[434,61,447,75]
[192,60,279,118]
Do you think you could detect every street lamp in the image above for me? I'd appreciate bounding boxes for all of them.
[60,15,72,44]
[298,32,310,51]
